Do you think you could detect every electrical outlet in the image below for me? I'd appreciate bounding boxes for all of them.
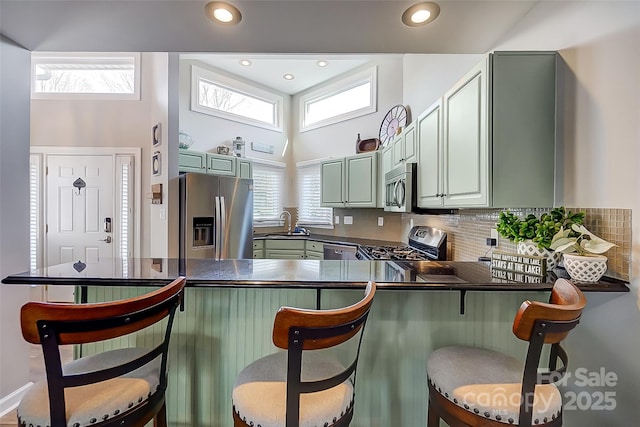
[378,217,384,227]
[344,216,353,225]
[334,215,340,225]
[490,228,499,248]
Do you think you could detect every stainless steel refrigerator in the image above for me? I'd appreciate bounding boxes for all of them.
[179,173,253,259]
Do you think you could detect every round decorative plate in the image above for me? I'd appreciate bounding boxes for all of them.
[379,104,408,146]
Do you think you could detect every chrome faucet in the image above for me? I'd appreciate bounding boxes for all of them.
[279,210,292,235]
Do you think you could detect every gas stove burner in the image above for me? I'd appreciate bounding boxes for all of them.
[356,226,447,261]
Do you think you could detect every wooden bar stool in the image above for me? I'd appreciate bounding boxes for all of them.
[232,281,376,427]
[17,277,186,427]
[427,278,587,427]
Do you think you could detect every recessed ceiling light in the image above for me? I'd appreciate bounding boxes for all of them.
[317,60,328,67]
[283,74,295,81]
[402,2,440,27]
[205,2,242,25]
[239,59,252,66]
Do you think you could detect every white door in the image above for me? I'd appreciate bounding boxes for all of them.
[46,155,114,300]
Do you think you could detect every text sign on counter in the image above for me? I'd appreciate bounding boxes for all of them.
[491,251,547,278]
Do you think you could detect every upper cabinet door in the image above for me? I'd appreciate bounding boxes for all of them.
[345,152,378,207]
[179,149,207,173]
[320,158,345,207]
[416,100,443,208]
[402,121,417,164]
[442,56,489,207]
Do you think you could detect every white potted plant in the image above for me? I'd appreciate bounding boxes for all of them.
[496,207,585,270]
[549,224,617,282]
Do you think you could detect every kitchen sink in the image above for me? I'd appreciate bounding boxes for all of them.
[262,231,310,238]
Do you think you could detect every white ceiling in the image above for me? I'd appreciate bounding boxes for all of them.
[1,0,543,94]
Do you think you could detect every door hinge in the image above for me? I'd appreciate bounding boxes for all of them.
[45,224,48,233]
[45,166,48,175]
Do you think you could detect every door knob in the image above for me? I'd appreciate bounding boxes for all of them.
[99,236,112,243]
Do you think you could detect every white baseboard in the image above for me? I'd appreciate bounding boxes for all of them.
[0,382,33,417]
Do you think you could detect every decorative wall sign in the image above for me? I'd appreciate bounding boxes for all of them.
[251,142,274,154]
[491,250,547,277]
[491,269,544,283]
[152,151,161,176]
[152,123,161,147]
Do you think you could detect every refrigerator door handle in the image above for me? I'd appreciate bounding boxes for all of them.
[215,196,221,259]
[220,196,227,259]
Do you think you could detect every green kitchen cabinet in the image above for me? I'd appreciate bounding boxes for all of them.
[305,240,324,260]
[416,100,443,208]
[238,158,253,179]
[320,158,346,207]
[206,153,236,176]
[179,149,252,179]
[321,152,378,208]
[390,120,417,170]
[178,149,206,173]
[264,239,306,259]
[417,51,557,208]
[253,240,264,259]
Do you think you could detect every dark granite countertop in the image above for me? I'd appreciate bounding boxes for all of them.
[1,258,629,293]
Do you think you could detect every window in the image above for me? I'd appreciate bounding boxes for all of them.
[29,154,42,271]
[252,159,286,226]
[300,66,377,131]
[191,65,284,131]
[296,160,333,228]
[31,52,141,100]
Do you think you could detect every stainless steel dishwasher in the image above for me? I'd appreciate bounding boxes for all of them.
[323,243,358,260]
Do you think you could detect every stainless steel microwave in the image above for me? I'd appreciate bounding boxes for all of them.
[384,163,416,212]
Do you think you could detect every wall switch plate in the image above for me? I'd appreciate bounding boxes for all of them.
[378,217,384,226]
[490,228,499,248]
[344,216,353,225]
[334,215,340,225]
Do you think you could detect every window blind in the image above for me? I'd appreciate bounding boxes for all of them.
[253,160,285,226]
[296,161,333,228]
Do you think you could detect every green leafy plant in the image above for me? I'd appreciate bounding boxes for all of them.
[549,224,616,256]
[496,207,585,249]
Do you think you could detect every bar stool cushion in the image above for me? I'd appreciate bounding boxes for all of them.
[18,348,161,427]
[427,346,562,425]
[233,351,354,427]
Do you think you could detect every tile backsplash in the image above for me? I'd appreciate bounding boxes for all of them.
[256,207,631,282]
[402,208,631,282]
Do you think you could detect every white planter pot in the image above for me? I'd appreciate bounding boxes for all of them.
[562,253,608,282]
[517,241,561,270]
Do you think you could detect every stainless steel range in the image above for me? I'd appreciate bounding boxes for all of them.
[356,226,447,261]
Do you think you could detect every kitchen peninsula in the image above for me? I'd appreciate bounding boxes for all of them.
[2,260,628,427]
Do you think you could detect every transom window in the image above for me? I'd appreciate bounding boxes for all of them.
[300,66,377,131]
[31,52,141,100]
[191,65,284,131]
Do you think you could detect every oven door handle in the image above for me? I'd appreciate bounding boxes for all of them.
[395,179,405,208]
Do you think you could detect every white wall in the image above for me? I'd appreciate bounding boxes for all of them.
[148,53,170,258]
[0,36,32,403]
[402,54,483,118]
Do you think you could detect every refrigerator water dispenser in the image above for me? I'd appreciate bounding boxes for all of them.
[193,217,214,247]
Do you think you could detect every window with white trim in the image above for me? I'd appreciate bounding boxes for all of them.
[296,161,333,228]
[191,65,284,131]
[252,160,285,226]
[300,66,377,131]
[31,52,141,100]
